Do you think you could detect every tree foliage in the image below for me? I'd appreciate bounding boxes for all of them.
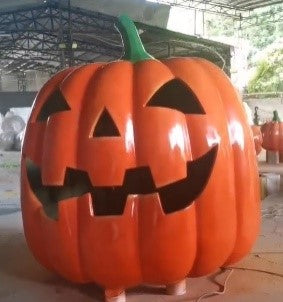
[242,5,282,50]
[247,45,283,93]
[205,4,283,50]
[205,4,283,93]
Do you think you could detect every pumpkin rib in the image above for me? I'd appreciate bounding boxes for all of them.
[126,62,146,285]
[186,59,236,275]
[197,59,260,265]
[42,67,87,282]
[29,64,105,283]
[133,60,197,282]
[39,71,74,274]
[132,62,146,282]
[22,69,75,274]
[74,64,107,282]
[61,63,108,282]
[65,64,109,282]
[73,62,143,287]
[194,59,239,266]
[194,59,240,269]
[163,57,237,276]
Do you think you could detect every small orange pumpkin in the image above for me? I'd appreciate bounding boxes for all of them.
[262,110,283,152]
[21,16,260,300]
[251,125,262,155]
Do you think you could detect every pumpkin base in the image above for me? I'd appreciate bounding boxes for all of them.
[105,289,125,302]
[266,151,279,164]
[166,279,187,295]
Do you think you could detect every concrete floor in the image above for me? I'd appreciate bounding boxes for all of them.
[0,151,283,302]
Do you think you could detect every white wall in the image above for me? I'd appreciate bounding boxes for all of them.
[245,98,283,124]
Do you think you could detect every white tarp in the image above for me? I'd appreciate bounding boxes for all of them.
[0,109,28,151]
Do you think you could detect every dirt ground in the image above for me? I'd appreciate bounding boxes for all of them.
[0,151,282,302]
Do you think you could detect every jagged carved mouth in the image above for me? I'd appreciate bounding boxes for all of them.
[25,146,217,219]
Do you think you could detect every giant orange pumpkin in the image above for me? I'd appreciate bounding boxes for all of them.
[262,110,283,152]
[21,16,260,301]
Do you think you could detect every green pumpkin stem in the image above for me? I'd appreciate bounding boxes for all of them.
[253,107,260,126]
[272,110,281,122]
[254,117,259,126]
[117,15,153,63]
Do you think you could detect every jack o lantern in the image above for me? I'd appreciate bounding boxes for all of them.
[262,110,283,152]
[21,16,260,301]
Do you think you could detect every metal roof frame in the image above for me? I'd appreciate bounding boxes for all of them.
[0,1,232,79]
[147,0,283,18]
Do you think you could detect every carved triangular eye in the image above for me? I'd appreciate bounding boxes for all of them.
[93,109,120,137]
[147,79,205,114]
[36,89,70,121]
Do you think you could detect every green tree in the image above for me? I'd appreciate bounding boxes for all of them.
[205,4,283,50]
[247,45,283,93]
[205,4,283,93]
[205,16,235,37]
[244,5,282,50]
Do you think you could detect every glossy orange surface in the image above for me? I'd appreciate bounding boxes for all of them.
[251,125,263,155]
[21,58,260,292]
[262,121,283,152]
